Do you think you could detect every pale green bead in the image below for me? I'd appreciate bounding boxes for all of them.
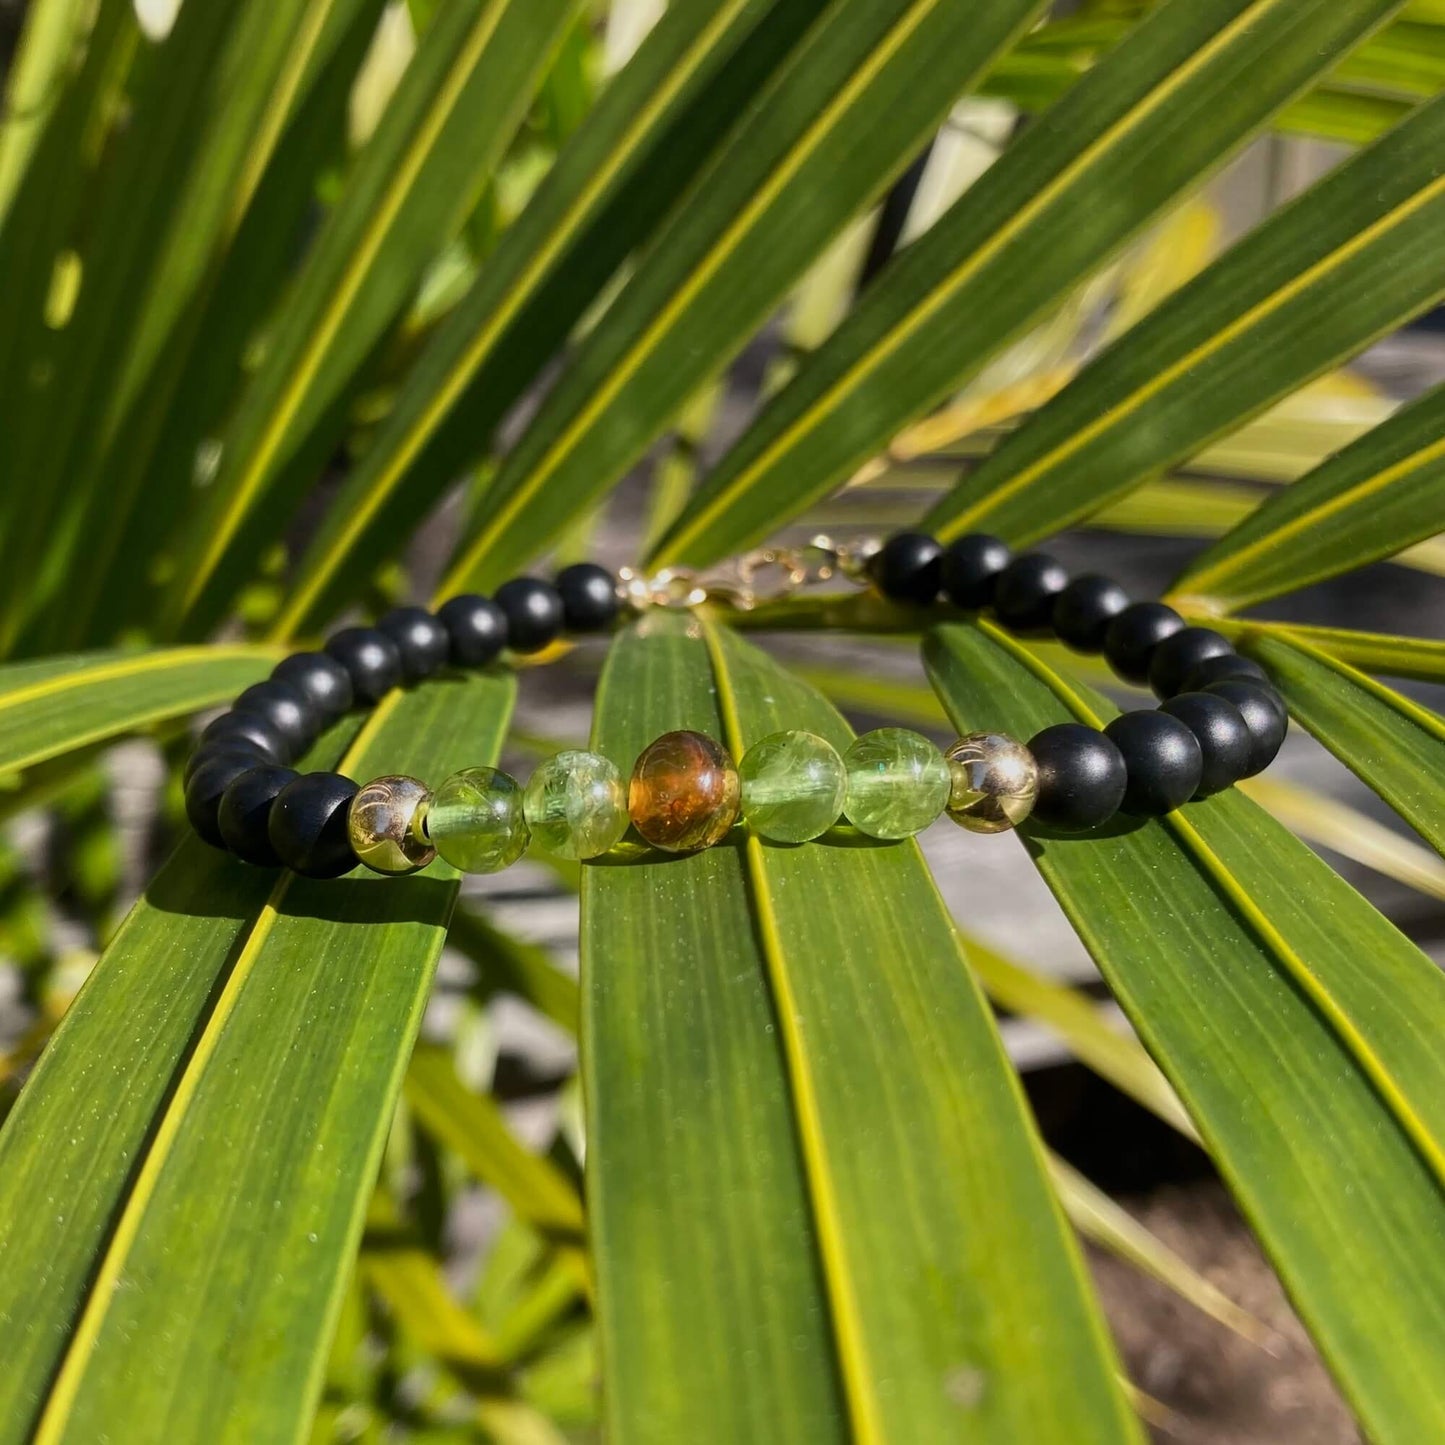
[739,730,845,843]
[425,767,529,873]
[843,728,950,839]
[523,750,629,860]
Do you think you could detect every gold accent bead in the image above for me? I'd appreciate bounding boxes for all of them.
[944,732,1038,834]
[348,775,436,875]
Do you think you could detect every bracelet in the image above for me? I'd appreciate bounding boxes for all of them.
[182,535,1287,879]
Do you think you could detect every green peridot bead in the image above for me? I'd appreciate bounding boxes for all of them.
[523,750,629,860]
[425,766,529,873]
[739,730,845,843]
[843,727,950,840]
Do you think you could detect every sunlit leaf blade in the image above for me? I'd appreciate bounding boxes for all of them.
[0,0,335,651]
[277,0,835,637]
[442,0,1047,594]
[1220,621,1445,683]
[650,0,1402,570]
[1246,632,1445,859]
[924,89,1445,546]
[0,646,278,773]
[925,620,1445,1443]
[166,0,579,640]
[0,670,514,1443]
[585,613,1137,1444]
[1177,382,1445,610]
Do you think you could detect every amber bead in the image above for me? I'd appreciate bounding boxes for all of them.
[628,730,740,853]
[348,775,435,875]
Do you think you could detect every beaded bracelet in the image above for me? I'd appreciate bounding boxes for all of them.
[183,535,1287,879]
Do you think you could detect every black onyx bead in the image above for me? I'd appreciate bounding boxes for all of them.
[1028,723,1128,831]
[200,710,289,762]
[1105,710,1204,817]
[267,772,360,879]
[185,755,261,849]
[940,534,1011,609]
[325,627,403,704]
[556,563,620,633]
[1147,626,1236,700]
[1180,651,1269,694]
[495,577,564,654]
[869,532,942,605]
[378,606,450,682]
[1161,692,1253,797]
[272,651,353,721]
[1103,602,1185,684]
[437,593,508,667]
[1204,680,1288,775]
[1052,575,1129,653]
[184,739,269,786]
[218,765,298,867]
[233,680,317,758]
[993,553,1069,634]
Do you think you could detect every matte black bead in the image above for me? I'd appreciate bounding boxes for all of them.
[272,651,354,721]
[556,563,620,633]
[378,606,450,682]
[1028,723,1128,831]
[1204,680,1288,775]
[869,532,942,605]
[1103,602,1185,684]
[218,765,298,867]
[185,754,261,849]
[267,772,360,878]
[1105,710,1204,817]
[1161,692,1253,797]
[437,593,508,667]
[940,533,1012,609]
[325,627,403,704]
[1180,652,1269,694]
[993,553,1069,634]
[495,577,564,654]
[1052,575,1129,653]
[184,739,270,786]
[199,710,289,762]
[233,680,317,758]
[1147,626,1236,699]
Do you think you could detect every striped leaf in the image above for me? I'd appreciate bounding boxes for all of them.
[0,670,514,1443]
[925,620,1445,1443]
[441,0,1048,594]
[649,0,1402,570]
[924,87,1445,545]
[1175,381,1445,610]
[164,0,579,641]
[584,612,1136,1444]
[1218,622,1445,683]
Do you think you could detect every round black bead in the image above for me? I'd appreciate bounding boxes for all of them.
[1105,710,1204,817]
[267,772,360,879]
[1160,692,1253,797]
[940,533,1012,610]
[1180,651,1270,694]
[185,754,261,849]
[272,651,353,721]
[378,606,450,682]
[556,563,620,633]
[325,627,403,704]
[1052,575,1129,653]
[1028,723,1128,831]
[1103,602,1185,684]
[437,593,508,667]
[184,739,270,786]
[199,710,289,762]
[218,765,298,867]
[233,680,317,758]
[1204,680,1288,775]
[1147,626,1236,699]
[495,577,564,654]
[993,553,1069,634]
[869,532,942,605]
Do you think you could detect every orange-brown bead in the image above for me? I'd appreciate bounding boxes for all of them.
[628,730,740,853]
